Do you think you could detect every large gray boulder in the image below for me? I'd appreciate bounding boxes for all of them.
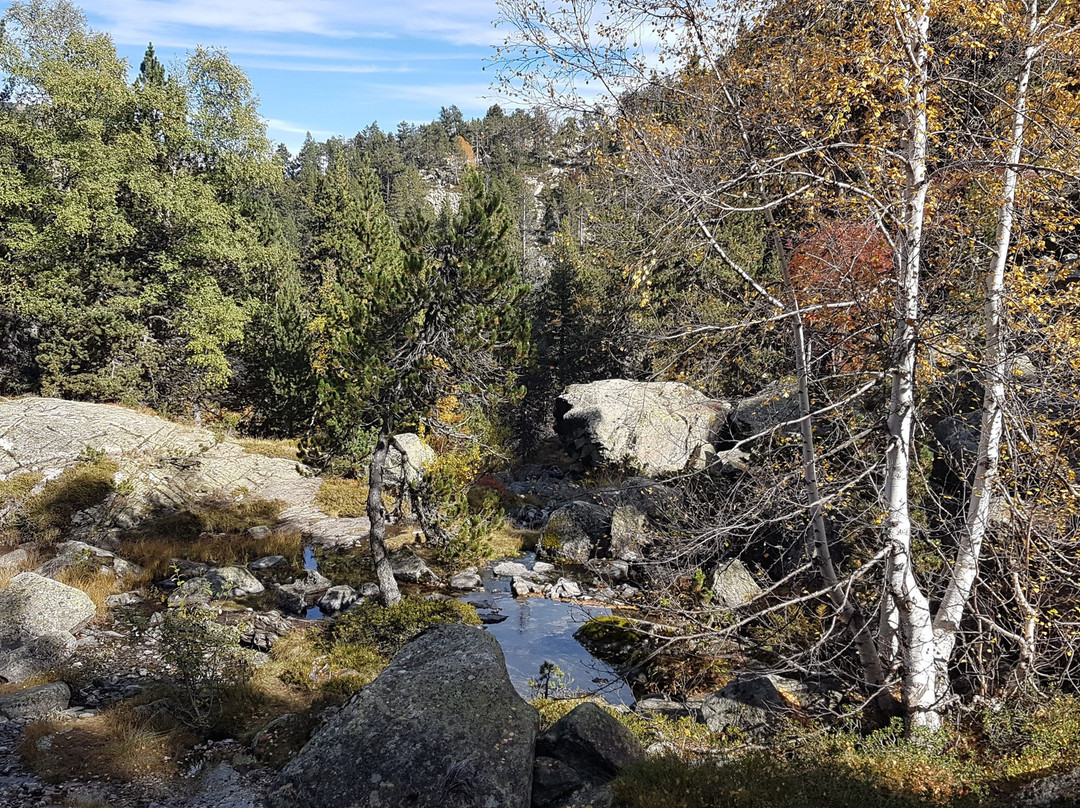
[538,501,611,564]
[36,540,141,580]
[0,631,77,683]
[269,623,538,808]
[0,572,95,641]
[555,380,729,476]
[707,560,762,609]
[168,566,265,607]
[701,673,842,740]
[385,433,435,488]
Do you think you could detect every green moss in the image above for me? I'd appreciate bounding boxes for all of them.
[327,596,480,656]
[540,529,562,551]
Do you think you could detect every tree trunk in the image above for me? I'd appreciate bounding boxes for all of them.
[388,435,451,547]
[368,432,402,606]
[933,0,1040,696]
[883,0,939,732]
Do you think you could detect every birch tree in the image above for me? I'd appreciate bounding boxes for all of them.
[498,0,1080,730]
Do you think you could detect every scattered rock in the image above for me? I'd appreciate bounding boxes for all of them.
[0,682,71,720]
[493,561,532,578]
[168,566,265,606]
[725,381,801,442]
[532,561,556,575]
[385,433,436,488]
[0,631,77,683]
[105,591,143,608]
[1017,765,1080,807]
[36,540,140,580]
[555,380,730,475]
[269,624,538,808]
[585,558,629,583]
[707,560,762,609]
[449,572,482,591]
[548,578,582,600]
[538,501,611,564]
[536,702,644,787]
[531,756,583,808]
[0,573,96,641]
[247,525,272,539]
[248,555,286,571]
[358,582,381,599]
[509,504,546,530]
[701,673,839,740]
[0,548,30,570]
[390,547,439,584]
[634,697,700,721]
[317,585,357,613]
[605,506,647,561]
[512,577,541,597]
[234,611,294,652]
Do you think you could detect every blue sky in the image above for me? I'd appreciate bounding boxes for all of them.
[72,0,514,153]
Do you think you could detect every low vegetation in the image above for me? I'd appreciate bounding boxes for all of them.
[232,437,301,461]
[116,498,297,580]
[314,478,369,518]
[21,702,194,783]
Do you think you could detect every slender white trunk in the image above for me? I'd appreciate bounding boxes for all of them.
[883,0,938,731]
[933,0,1040,690]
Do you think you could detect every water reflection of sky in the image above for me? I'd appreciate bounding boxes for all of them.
[301,544,633,704]
[462,560,634,705]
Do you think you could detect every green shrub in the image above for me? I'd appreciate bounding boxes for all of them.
[328,596,480,656]
[160,603,255,727]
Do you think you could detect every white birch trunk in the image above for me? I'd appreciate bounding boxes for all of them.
[933,0,1040,692]
[883,0,938,731]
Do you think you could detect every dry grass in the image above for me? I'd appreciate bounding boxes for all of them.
[20,703,194,783]
[233,437,300,461]
[26,461,119,538]
[0,546,41,588]
[116,498,299,580]
[54,567,123,610]
[315,477,369,518]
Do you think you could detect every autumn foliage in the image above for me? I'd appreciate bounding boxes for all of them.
[787,220,893,369]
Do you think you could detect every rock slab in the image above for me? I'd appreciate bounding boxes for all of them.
[269,623,539,808]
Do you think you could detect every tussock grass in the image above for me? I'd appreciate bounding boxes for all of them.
[315,477,369,518]
[20,703,194,783]
[54,567,122,610]
[116,498,297,580]
[233,437,300,461]
[26,460,119,538]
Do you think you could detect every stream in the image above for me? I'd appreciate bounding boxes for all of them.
[302,546,634,705]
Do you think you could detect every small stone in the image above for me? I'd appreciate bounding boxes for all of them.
[493,561,531,578]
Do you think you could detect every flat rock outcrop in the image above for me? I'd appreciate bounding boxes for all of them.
[269,623,538,808]
[555,380,729,476]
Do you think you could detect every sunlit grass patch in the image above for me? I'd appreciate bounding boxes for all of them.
[54,567,122,611]
[233,437,300,461]
[315,477,369,518]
